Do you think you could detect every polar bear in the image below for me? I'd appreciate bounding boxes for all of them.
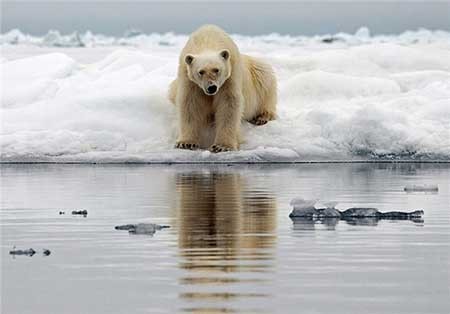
[168,25,277,152]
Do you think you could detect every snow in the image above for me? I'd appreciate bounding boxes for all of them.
[1,28,450,162]
[2,53,77,108]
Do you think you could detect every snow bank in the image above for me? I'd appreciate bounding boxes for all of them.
[1,29,450,162]
[2,53,77,107]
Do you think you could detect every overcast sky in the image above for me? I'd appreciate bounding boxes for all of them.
[2,1,450,36]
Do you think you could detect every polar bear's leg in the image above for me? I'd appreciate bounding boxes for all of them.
[210,89,243,152]
[248,92,277,125]
[253,96,276,125]
[246,56,277,126]
[175,84,207,150]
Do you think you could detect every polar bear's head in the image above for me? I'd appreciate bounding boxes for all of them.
[184,49,231,96]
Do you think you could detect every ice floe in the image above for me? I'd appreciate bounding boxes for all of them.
[1,28,450,162]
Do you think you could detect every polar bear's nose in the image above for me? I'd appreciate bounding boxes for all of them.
[207,85,217,94]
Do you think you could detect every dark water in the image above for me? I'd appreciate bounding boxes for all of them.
[1,163,449,314]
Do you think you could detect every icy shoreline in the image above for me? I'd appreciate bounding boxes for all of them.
[2,27,450,48]
[2,28,450,163]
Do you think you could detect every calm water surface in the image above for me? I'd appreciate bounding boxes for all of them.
[1,163,449,314]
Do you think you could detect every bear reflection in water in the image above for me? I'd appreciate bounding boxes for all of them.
[175,171,276,302]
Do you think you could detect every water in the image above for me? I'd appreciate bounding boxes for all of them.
[1,163,449,314]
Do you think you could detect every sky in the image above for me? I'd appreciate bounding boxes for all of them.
[2,1,450,36]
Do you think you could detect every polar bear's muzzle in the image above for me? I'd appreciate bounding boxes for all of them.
[200,78,223,96]
[206,84,218,95]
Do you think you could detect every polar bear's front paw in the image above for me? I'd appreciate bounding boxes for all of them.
[175,142,199,150]
[249,116,268,125]
[209,144,234,153]
[249,111,275,126]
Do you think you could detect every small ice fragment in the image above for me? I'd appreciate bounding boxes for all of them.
[320,207,341,218]
[9,248,36,256]
[289,206,318,218]
[404,184,438,192]
[115,224,136,231]
[380,210,424,220]
[289,197,425,222]
[115,223,170,235]
[289,198,341,218]
[340,208,380,218]
[289,206,341,218]
[130,224,157,235]
[72,210,88,216]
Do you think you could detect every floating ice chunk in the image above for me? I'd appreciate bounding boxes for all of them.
[339,208,379,218]
[72,210,88,216]
[289,206,341,219]
[339,208,425,220]
[404,184,439,192]
[289,206,317,218]
[115,223,170,235]
[9,247,51,256]
[289,199,341,218]
[289,201,425,221]
[9,248,36,256]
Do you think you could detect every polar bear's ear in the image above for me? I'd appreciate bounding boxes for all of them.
[185,54,194,65]
[220,49,230,60]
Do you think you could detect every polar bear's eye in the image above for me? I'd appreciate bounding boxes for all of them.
[212,68,219,74]
[199,70,205,76]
